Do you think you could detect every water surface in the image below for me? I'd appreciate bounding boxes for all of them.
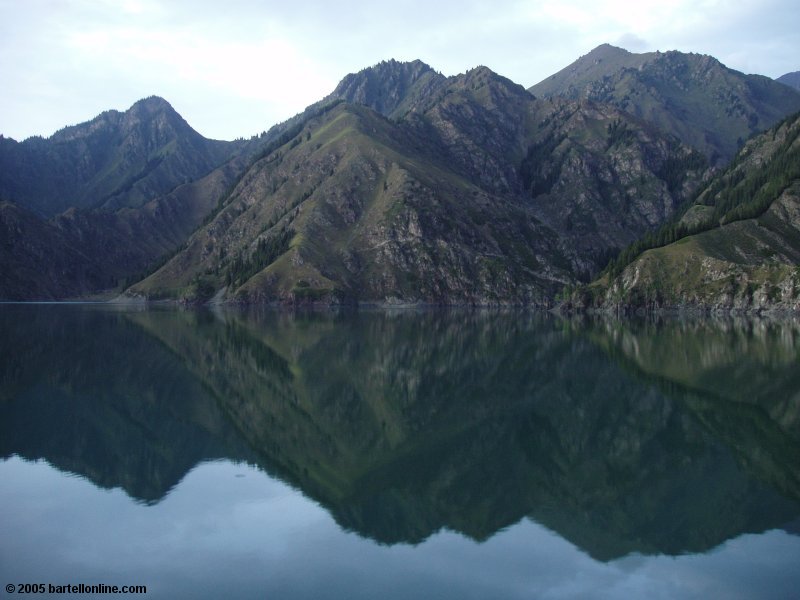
[1,305,799,598]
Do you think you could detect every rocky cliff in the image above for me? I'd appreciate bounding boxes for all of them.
[579,112,800,312]
[129,63,705,304]
[530,44,800,165]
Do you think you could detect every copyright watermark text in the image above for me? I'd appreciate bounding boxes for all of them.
[6,583,146,594]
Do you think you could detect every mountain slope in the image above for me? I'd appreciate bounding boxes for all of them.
[129,63,704,304]
[131,101,570,304]
[530,44,800,165]
[777,71,800,91]
[0,96,241,217]
[579,111,800,311]
[0,155,247,300]
[0,95,267,300]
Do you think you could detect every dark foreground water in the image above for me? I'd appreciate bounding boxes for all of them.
[1,305,799,599]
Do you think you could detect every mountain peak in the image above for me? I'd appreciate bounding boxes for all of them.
[130,95,175,113]
[777,71,800,91]
[586,43,631,59]
[125,96,186,128]
[529,46,800,164]
[330,58,444,117]
[332,59,435,93]
[458,65,529,97]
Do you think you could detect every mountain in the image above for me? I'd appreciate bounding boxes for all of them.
[777,71,800,91]
[530,44,800,165]
[0,201,109,299]
[0,96,241,217]
[0,155,248,300]
[128,62,705,304]
[4,51,798,305]
[327,58,447,118]
[577,110,800,311]
[0,97,260,300]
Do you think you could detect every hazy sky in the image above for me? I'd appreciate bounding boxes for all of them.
[1,0,798,141]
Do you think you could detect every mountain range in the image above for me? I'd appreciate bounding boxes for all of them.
[529,44,800,166]
[2,45,799,307]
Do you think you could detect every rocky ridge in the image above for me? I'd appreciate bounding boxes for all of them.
[2,49,800,305]
[530,44,800,165]
[129,62,706,304]
[579,111,800,312]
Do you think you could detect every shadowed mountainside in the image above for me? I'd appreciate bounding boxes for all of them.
[0,96,240,217]
[777,71,800,92]
[3,50,800,304]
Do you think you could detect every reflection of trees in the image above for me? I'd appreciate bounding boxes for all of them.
[1,306,798,560]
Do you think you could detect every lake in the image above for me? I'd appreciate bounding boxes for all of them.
[1,304,799,598]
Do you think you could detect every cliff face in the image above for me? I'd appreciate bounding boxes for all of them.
[3,50,800,305]
[129,64,704,304]
[582,112,800,312]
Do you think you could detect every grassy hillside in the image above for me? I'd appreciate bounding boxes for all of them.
[578,112,800,311]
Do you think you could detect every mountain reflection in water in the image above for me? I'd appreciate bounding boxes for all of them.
[1,305,799,565]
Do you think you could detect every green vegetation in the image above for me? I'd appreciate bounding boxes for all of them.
[519,132,566,198]
[253,100,344,163]
[705,125,800,223]
[656,144,707,195]
[604,112,800,278]
[605,118,635,149]
[5,53,800,305]
[224,226,294,288]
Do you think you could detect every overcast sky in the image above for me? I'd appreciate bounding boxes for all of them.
[1,0,798,142]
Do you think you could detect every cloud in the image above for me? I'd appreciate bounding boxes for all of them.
[0,0,798,140]
[615,33,650,53]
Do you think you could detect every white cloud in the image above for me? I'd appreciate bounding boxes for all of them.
[0,0,798,141]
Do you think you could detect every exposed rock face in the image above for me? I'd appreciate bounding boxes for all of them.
[328,58,446,118]
[583,113,800,312]
[530,44,800,165]
[595,190,800,313]
[4,51,799,304]
[131,63,705,304]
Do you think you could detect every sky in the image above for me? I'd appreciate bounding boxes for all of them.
[1,0,798,142]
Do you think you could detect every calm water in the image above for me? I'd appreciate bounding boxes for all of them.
[1,305,799,599]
